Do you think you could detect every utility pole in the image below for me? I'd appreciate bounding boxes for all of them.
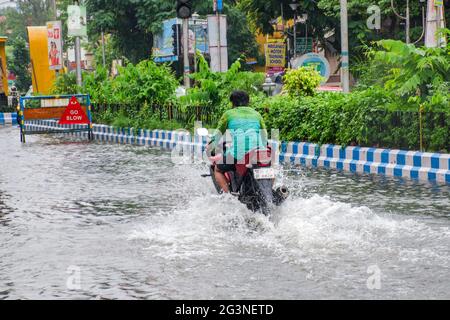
[101,27,106,67]
[74,0,82,88]
[52,0,57,20]
[391,0,411,44]
[75,37,82,87]
[406,0,410,44]
[340,0,350,93]
[435,2,445,47]
[216,10,222,72]
[182,18,190,88]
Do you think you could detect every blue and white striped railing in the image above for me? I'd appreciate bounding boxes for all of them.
[281,142,450,184]
[0,112,17,125]
[22,120,450,184]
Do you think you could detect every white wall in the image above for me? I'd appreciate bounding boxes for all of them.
[0,1,17,10]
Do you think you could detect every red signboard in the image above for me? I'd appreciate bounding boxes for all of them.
[58,96,90,125]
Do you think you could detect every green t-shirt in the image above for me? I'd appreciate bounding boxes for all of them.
[211,107,267,160]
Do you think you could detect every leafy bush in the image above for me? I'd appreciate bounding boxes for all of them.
[50,46,449,152]
[283,67,323,97]
[53,60,179,106]
[183,53,265,110]
[252,87,449,152]
[367,35,450,113]
[51,72,80,95]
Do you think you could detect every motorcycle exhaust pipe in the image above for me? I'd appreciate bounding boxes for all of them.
[276,186,289,199]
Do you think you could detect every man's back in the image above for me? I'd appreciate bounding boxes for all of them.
[217,107,267,160]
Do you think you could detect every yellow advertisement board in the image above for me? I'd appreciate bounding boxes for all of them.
[0,37,8,95]
[27,26,56,94]
[265,40,286,68]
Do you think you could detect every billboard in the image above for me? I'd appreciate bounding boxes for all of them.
[0,37,7,95]
[46,21,63,70]
[67,5,87,37]
[153,18,179,63]
[190,20,209,54]
[153,18,209,63]
[265,40,285,68]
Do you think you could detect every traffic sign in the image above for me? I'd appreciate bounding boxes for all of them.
[58,96,90,125]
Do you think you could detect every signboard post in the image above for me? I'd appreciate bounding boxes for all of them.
[46,21,63,71]
[265,40,286,76]
[295,38,313,55]
[207,14,228,72]
[67,5,87,37]
[67,5,87,88]
[19,94,92,143]
[58,96,90,125]
[153,18,180,63]
[291,53,331,84]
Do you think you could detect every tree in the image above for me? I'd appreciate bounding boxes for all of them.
[85,0,260,66]
[239,0,338,51]
[239,0,450,57]
[86,0,172,63]
[3,0,53,41]
[371,32,450,111]
[9,37,31,93]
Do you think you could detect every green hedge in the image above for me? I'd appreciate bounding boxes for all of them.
[51,59,449,152]
[251,89,449,153]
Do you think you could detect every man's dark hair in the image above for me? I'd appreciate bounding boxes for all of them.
[230,90,250,107]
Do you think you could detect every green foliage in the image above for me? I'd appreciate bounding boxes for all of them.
[366,35,449,113]
[182,53,265,111]
[225,5,261,65]
[0,1,53,41]
[50,43,449,152]
[252,87,449,152]
[283,67,322,97]
[51,71,79,95]
[9,36,31,93]
[85,0,261,67]
[53,59,178,106]
[53,59,180,131]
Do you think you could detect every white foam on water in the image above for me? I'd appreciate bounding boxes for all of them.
[130,164,450,272]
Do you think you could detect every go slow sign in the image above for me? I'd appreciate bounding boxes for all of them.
[58,96,90,125]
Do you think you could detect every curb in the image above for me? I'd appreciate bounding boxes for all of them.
[0,112,18,125]
[23,120,450,184]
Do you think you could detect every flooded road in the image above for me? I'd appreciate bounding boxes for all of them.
[0,126,449,299]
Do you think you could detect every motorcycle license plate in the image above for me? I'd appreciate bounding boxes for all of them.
[253,168,276,180]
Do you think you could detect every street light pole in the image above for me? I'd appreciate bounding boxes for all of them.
[340,0,350,93]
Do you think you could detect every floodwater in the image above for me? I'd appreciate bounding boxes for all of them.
[0,126,449,299]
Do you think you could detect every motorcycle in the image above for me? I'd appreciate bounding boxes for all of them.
[198,128,289,215]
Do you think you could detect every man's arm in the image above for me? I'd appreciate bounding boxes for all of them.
[208,112,228,150]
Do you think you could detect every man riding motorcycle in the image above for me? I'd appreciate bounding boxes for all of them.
[207,90,268,193]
